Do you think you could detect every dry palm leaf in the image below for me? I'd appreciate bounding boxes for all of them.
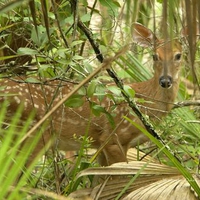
[77,161,179,177]
[89,175,182,200]
[127,148,159,163]
[68,155,200,200]
[122,175,200,200]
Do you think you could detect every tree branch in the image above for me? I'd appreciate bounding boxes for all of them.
[173,100,200,109]
[77,19,165,142]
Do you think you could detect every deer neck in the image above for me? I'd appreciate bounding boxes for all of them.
[132,77,180,119]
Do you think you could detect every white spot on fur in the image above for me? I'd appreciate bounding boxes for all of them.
[33,95,38,99]
[14,96,21,104]
[120,123,131,132]
[34,104,39,109]
[78,107,83,112]
[67,118,80,125]
[6,86,11,90]
[123,120,128,124]
[24,101,28,108]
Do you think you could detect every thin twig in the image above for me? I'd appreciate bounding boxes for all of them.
[173,100,200,109]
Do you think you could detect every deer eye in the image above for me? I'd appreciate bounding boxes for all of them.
[152,54,159,61]
[174,53,182,61]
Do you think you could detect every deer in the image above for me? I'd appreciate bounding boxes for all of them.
[0,23,183,167]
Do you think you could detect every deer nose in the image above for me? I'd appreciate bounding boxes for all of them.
[159,76,173,88]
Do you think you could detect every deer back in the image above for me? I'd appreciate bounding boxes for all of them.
[0,23,183,166]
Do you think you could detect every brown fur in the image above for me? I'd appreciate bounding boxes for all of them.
[0,23,183,166]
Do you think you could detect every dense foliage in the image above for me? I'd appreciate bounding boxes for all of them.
[0,0,199,199]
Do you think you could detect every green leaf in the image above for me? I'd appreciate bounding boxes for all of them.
[65,95,84,108]
[56,48,71,59]
[81,13,91,22]
[72,55,84,60]
[157,0,163,3]
[99,0,120,17]
[107,85,121,96]
[39,68,55,78]
[90,102,115,128]
[94,84,107,102]
[17,47,38,55]
[70,40,84,48]
[91,103,105,116]
[25,77,41,83]
[105,111,115,129]
[124,85,135,98]
[87,81,96,97]
[31,25,49,47]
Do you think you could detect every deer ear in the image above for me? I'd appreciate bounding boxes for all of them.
[132,23,158,47]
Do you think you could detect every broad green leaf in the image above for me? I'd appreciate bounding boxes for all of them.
[70,40,84,48]
[65,95,84,108]
[107,85,121,96]
[80,13,91,22]
[90,103,115,127]
[25,77,41,84]
[99,0,120,17]
[124,85,135,98]
[91,103,105,116]
[73,55,84,60]
[17,47,38,55]
[94,84,107,102]
[87,81,96,97]
[31,25,49,47]
[56,48,71,59]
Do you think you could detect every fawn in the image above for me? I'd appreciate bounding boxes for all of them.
[0,23,182,166]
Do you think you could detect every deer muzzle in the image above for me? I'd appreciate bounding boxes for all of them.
[159,76,173,88]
